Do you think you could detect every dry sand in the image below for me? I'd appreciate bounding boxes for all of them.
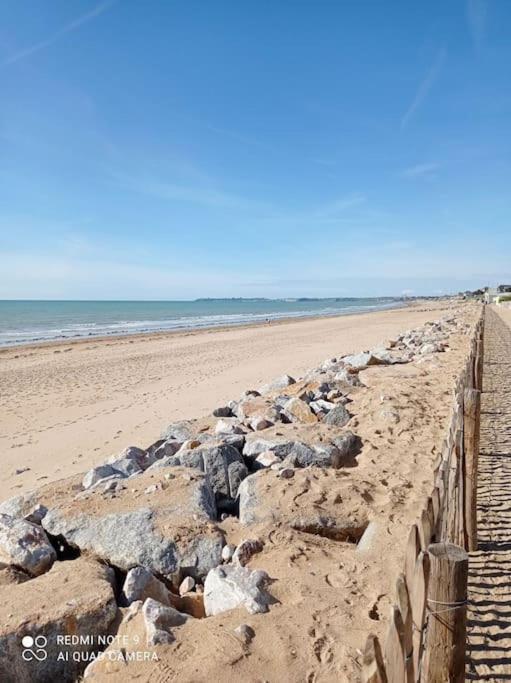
[1,303,450,500]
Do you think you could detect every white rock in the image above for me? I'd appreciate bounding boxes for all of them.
[0,513,56,576]
[233,539,264,567]
[255,451,280,469]
[179,576,195,595]
[222,544,235,562]
[204,565,273,616]
[142,597,188,645]
[259,374,296,395]
[121,566,171,606]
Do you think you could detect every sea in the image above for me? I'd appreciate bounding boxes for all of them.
[0,298,405,347]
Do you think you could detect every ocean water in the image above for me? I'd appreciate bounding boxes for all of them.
[0,298,404,347]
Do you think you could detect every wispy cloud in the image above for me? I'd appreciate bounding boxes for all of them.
[401,48,446,128]
[401,162,440,179]
[112,171,271,212]
[466,0,487,53]
[2,0,116,67]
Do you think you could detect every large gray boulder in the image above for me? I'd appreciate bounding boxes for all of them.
[0,558,117,683]
[42,468,223,580]
[0,514,56,577]
[142,598,188,645]
[161,444,248,502]
[204,564,273,616]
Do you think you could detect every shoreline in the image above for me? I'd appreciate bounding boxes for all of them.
[0,299,419,356]
[1,299,452,501]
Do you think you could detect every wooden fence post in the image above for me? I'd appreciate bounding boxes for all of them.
[411,551,430,680]
[464,387,481,551]
[396,574,414,682]
[422,543,468,683]
[362,634,387,683]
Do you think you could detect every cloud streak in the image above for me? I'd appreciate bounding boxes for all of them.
[401,48,446,128]
[401,162,439,179]
[3,0,116,66]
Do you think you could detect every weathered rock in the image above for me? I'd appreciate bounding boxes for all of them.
[151,439,182,461]
[82,464,122,490]
[234,623,255,644]
[142,597,188,645]
[213,406,232,418]
[214,418,245,435]
[232,539,264,566]
[254,451,281,469]
[204,564,273,616]
[42,468,222,580]
[322,404,352,427]
[0,514,56,577]
[283,397,317,424]
[161,420,195,442]
[259,374,296,395]
[179,576,195,595]
[342,352,383,370]
[0,564,29,587]
[177,444,248,501]
[0,491,48,525]
[333,369,363,387]
[243,438,281,459]
[309,399,336,415]
[331,431,362,464]
[222,544,235,562]
[121,566,171,606]
[0,558,117,683]
[249,416,273,431]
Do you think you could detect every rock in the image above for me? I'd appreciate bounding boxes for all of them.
[161,420,195,442]
[179,576,195,595]
[177,444,249,501]
[342,352,384,370]
[254,451,281,469]
[234,623,255,644]
[418,342,445,355]
[107,446,147,475]
[0,492,48,526]
[309,399,336,415]
[236,396,270,420]
[331,431,362,464]
[356,521,380,554]
[0,558,117,683]
[154,444,249,503]
[0,514,56,577]
[204,564,273,616]
[213,406,232,418]
[283,397,317,424]
[222,544,235,562]
[0,565,29,587]
[121,566,171,606]
[142,597,188,645]
[152,439,182,460]
[333,369,363,387]
[232,539,264,566]
[259,374,296,395]
[214,418,246,435]
[243,438,281,459]
[249,416,273,431]
[42,468,222,580]
[278,468,295,479]
[220,434,246,451]
[82,464,122,490]
[322,404,352,427]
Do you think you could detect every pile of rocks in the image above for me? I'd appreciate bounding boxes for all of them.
[0,312,468,681]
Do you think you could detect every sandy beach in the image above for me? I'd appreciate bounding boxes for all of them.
[1,303,446,500]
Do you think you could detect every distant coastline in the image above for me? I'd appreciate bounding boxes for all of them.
[0,297,408,348]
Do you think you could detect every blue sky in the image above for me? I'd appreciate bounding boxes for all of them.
[0,0,510,299]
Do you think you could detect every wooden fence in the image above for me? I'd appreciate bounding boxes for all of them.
[362,306,485,683]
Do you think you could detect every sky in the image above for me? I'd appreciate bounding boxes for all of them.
[0,0,510,300]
